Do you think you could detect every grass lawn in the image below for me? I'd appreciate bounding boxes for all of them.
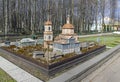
[0,68,16,82]
[79,34,120,47]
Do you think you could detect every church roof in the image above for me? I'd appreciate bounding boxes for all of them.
[44,20,52,25]
[44,31,53,34]
[62,23,74,29]
[20,38,35,43]
[55,34,77,40]
[54,39,79,44]
[54,40,67,44]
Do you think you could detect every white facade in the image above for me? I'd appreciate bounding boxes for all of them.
[62,29,74,34]
[44,24,53,42]
[44,25,52,32]
[44,21,53,48]
[91,17,114,32]
[44,35,53,41]
[53,47,80,54]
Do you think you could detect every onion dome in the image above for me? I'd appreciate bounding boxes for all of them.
[62,23,74,29]
[62,15,74,29]
[44,20,52,25]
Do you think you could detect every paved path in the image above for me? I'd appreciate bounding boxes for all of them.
[82,49,120,82]
[0,56,43,82]
[48,45,120,82]
[78,33,112,38]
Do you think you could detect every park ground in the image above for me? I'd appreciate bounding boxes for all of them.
[0,34,120,81]
[79,34,120,48]
[0,68,16,82]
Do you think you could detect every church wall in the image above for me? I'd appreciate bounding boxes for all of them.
[44,25,52,31]
[44,22,53,48]
[68,38,75,43]
[53,42,80,54]
[44,35,53,41]
[62,29,74,34]
[62,47,80,54]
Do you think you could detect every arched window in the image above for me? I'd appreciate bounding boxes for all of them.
[48,27,51,31]
[45,36,46,40]
[49,36,51,40]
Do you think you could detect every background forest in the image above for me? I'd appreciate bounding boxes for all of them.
[0,0,117,36]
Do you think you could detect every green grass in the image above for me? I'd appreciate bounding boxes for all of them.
[79,35,120,47]
[0,68,16,82]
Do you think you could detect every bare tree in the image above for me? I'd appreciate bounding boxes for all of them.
[0,0,117,36]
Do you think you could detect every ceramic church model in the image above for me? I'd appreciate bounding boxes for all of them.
[44,15,81,54]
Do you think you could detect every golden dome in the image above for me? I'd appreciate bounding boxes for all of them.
[62,23,74,29]
[44,21,52,25]
[62,15,74,29]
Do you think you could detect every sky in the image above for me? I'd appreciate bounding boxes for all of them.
[104,0,120,20]
[115,0,120,18]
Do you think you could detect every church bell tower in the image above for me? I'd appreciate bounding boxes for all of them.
[44,20,53,48]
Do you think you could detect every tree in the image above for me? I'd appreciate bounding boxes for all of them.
[0,0,117,36]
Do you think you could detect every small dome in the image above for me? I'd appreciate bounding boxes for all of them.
[62,15,74,29]
[62,23,74,29]
[44,21,52,25]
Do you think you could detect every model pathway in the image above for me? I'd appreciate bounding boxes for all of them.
[0,56,43,82]
[81,49,120,82]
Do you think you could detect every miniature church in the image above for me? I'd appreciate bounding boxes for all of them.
[44,15,81,54]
